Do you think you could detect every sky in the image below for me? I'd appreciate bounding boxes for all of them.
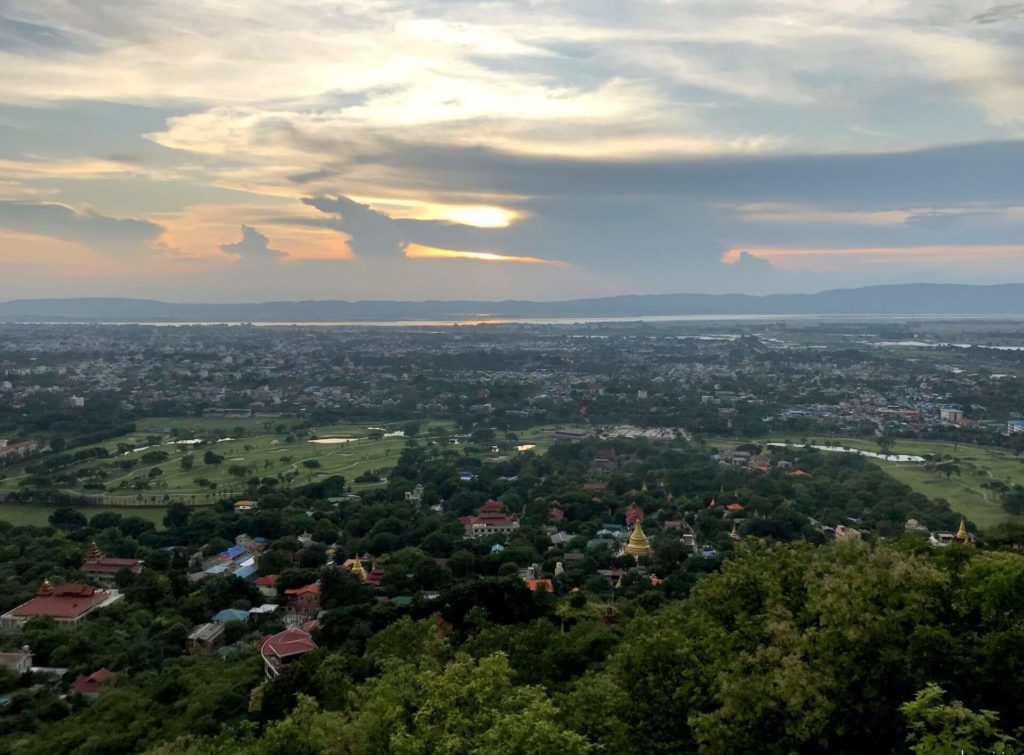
[2,0,1024,302]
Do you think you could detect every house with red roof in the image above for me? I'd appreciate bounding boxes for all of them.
[254,574,279,598]
[725,502,745,512]
[365,567,386,587]
[284,582,320,615]
[524,579,554,593]
[260,628,318,680]
[72,668,116,699]
[1,581,123,633]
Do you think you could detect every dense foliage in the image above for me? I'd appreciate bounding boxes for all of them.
[0,436,1018,753]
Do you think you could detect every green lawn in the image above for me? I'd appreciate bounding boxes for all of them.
[0,419,427,505]
[0,504,169,528]
[709,435,1024,531]
[0,418,556,524]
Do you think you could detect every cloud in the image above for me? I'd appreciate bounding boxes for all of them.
[971,3,1024,24]
[721,245,1024,271]
[2,1,1024,298]
[0,14,92,54]
[301,194,497,256]
[0,200,163,256]
[219,225,288,263]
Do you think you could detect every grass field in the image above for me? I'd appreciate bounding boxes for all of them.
[0,504,169,528]
[0,419,568,528]
[0,418,441,506]
[709,435,1024,530]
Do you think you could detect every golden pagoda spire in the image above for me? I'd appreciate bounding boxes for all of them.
[956,518,969,544]
[350,557,367,581]
[730,521,741,541]
[622,520,654,561]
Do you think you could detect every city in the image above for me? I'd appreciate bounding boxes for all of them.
[2,317,1024,751]
[4,0,1024,751]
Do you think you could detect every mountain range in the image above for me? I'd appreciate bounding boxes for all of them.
[2,283,1023,322]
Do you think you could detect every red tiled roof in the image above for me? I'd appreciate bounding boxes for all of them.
[83,557,142,574]
[524,579,554,593]
[625,503,644,525]
[261,628,318,660]
[284,582,320,596]
[12,583,109,619]
[725,503,745,511]
[73,668,115,696]
[255,574,278,587]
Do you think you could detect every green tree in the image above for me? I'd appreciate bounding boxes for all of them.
[901,684,1017,755]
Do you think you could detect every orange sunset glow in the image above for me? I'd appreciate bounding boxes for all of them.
[404,243,567,266]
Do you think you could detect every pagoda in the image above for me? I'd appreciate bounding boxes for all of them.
[621,520,654,562]
[955,518,970,544]
[350,557,368,581]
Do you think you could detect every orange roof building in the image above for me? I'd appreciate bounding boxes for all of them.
[284,582,321,615]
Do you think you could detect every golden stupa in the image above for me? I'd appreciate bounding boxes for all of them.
[622,520,654,561]
[350,557,368,581]
[955,518,969,544]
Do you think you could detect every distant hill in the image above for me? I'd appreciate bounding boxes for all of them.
[2,284,1024,322]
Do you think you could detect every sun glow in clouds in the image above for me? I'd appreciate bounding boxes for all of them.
[404,243,566,266]
[352,198,523,228]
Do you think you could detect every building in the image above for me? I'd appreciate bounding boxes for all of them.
[1008,420,1024,435]
[187,622,226,653]
[0,440,40,464]
[260,628,318,680]
[284,582,321,616]
[940,407,964,424]
[834,524,862,542]
[624,503,644,526]
[81,543,143,586]
[255,574,279,597]
[234,500,258,513]
[365,566,386,588]
[211,608,249,624]
[0,648,32,675]
[1,581,123,633]
[459,500,521,540]
[72,668,115,698]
